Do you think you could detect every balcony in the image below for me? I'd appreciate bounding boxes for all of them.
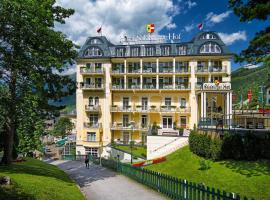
[135,105,158,113]
[111,105,134,112]
[81,83,104,90]
[83,122,102,129]
[111,122,140,131]
[176,106,191,113]
[111,84,125,90]
[142,84,157,89]
[209,66,226,73]
[127,68,141,74]
[159,67,174,73]
[160,105,177,112]
[175,83,190,90]
[175,68,190,74]
[196,67,209,73]
[111,69,125,74]
[85,105,101,112]
[80,67,104,74]
[127,84,140,89]
[142,68,157,73]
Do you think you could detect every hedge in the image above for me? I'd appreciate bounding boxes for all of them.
[189,131,270,161]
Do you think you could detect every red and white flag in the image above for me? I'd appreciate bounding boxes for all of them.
[97,27,102,33]
[198,23,203,30]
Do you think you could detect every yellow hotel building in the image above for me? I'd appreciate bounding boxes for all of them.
[76,32,233,156]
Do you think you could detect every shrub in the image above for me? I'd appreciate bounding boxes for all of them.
[210,137,222,160]
[198,159,211,170]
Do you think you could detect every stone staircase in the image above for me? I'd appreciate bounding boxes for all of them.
[147,136,189,160]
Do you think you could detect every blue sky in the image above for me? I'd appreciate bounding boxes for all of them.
[56,0,269,73]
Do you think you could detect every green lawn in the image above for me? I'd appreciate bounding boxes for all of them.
[0,158,85,200]
[112,144,147,159]
[146,146,270,200]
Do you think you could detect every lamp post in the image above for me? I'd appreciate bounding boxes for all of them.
[129,121,135,164]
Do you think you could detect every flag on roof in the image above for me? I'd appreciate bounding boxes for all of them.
[97,27,102,33]
[146,24,155,33]
[198,23,203,30]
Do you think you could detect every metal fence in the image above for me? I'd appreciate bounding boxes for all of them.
[94,157,252,200]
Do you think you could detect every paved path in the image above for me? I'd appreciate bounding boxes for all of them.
[47,159,167,200]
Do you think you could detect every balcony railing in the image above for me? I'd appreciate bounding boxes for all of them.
[159,68,174,73]
[175,68,190,73]
[209,67,226,73]
[111,122,140,130]
[135,105,158,112]
[142,84,157,89]
[142,68,157,73]
[159,84,174,89]
[111,84,125,89]
[127,69,141,73]
[176,106,191,113]
[84,122,102,129]
[111,69,125,74]
[85,105,101,112]
[127,84,140,89]
[160,105,177,112]
[195,83,204,90]
[82,83,104,90]
[80,67,104,74]
[175,83,190,90]
[111,106,133,112]
[196,67,209,73]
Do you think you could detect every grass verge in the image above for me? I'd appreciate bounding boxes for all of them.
[146,146,270,200]
[0,158,85,200]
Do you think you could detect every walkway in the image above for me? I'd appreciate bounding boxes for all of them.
[48,159,167,200]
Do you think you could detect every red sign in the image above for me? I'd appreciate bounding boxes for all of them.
[247,89,252,103]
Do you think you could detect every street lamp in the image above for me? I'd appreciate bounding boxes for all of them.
[129,121,135,164]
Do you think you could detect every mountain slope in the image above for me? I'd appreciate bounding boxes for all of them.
[231,64,270,102]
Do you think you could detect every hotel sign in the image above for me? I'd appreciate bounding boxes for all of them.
[120,33,181,44]
[203,83,231,90]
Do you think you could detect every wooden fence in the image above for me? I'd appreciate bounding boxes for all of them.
[62,155,253,200]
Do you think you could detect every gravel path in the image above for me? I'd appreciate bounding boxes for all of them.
[48,159,167,200]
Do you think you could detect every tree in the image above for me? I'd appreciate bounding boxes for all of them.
[229,0,270,64]
[0,0,77,164]
[51,117,74,138]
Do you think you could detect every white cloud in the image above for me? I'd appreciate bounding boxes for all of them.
[186,1,197,9]
[206,11,232,24]
[55,0,179,45]
[184,24,195,32]
[218,31,247,45]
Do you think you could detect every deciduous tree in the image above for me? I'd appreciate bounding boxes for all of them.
[0,0,77,164]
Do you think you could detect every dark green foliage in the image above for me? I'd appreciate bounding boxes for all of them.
[229,0,270,64]
[190,131,270,160]
[0,0,77,164]
[198,159,211,170]
[51,117,74,138]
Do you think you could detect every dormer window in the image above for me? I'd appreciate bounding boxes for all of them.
[90,38,103,44]
[200,42,221,54]
[116,48,125,57]
[145,46,155,56]
[84,47,103,57]
[200,33,217,40]
[161,46,170,56]
[177,45,187,55]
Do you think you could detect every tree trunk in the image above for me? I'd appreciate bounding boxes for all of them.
[1,123,15,164]
[1,69,17,165]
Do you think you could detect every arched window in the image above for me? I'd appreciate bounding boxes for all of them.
[94,97,99,106]
[200,43,221,53]
[89,38,103,44]
[84,47,103,57]
[200,33,217,40]
[89,97,94,106]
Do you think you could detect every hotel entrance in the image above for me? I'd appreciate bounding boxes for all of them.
[197,83,232,128]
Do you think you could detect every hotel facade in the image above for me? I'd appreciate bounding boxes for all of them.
[76,31,233,156]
